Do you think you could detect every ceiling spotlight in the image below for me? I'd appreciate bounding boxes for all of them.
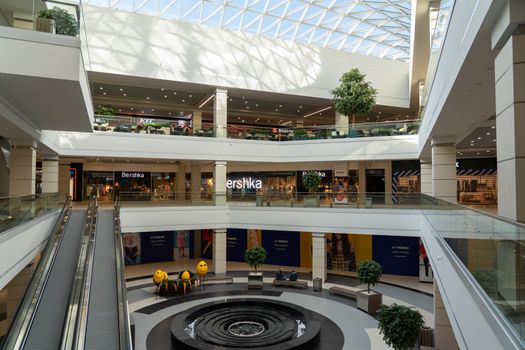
[242,120,245,123]
[156,161,160,163]
[152,109,155,111]
[164,95,167,98]
[246,106,250,109]
[299,105,302,109]
[130,107,134,110]
[242,96,245,99]
[486,132,490,135]
[486,150,490,153]
[477,137,482,139]
[161,88,164,91]
[173,92,177,95]
[169,112,172,115]
[126,160,130,162]
[229,98,233,101]
[245,101,248,104]
[279,104,282,107]
[275,109,278,112]
[182,99,186,102]
[493,139,496,142]
[491,126,495,129]
[477,152,480,155]
[255,104,259,107]
[189,94,192,97]
[119,88,123,91]
[146,96,150,99]
[96,158,99,161]
[123,93,127,96]
[111,159,114,162]
[103,92,106,95]
[118,109,122,112]
[99,87,103,90]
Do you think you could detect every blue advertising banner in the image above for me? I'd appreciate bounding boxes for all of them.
[227,229,247,262]
[262,230,300,267]
[372,235,419,276]
[140,231,174,263]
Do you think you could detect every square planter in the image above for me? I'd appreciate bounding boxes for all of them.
[304,195,319,207]
[35,17,55,34]
[357,290,382,314]
[248,272,263,290]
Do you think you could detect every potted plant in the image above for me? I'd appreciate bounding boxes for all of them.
[95,105,115,116]
[356,260,383,314]
[331,68,377,127]
[37,7,79,37]
[377,303,425,350]
[244,246,266,289]
[302,170,321,207]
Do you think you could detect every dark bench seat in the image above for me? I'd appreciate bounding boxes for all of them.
[202,276,234,285]
[329,286,357,299]
[272,279,308,289]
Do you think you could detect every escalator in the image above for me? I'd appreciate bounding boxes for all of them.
[1,194,132,350]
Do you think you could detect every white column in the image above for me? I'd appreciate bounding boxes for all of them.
[493,18,525,221]
[214,88,228,138]
[9,140,36,196]
[335,112,349,135]
[41,157,59,193]
[177,163,187,200]
[434,283,460,349]
[214,161,227,206]
[312,233,327,282]
[191,163,201,202]
[213,229,227,275]
[420,160,433,196]
[58,162,70,203]
[431,140,457,203]
[193,110,202,133]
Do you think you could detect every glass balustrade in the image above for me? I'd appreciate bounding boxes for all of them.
[0,193,60,234]
[93,115,419,141]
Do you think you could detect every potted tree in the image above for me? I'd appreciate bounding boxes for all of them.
[377,303,425,350]
[331,68,377,128]
[244,246,266,289]
[356,260,383,314]
[302,170,321,207]
[37,7,79,37]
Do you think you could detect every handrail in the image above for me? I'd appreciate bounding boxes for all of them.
[1,195,72,350]
[60,189,98,349]
[114,195,133,349]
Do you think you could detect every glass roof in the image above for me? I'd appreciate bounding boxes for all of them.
[85,0,411,61]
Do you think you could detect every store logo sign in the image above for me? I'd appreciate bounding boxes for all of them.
[226,177,262,189]
[302,170,326,177]
[121,171,145,178]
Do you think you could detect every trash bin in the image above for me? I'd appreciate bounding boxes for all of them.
[365,197,373,208]
[313,278,322,292]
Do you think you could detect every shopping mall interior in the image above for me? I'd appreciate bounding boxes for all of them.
[0,0,524,349]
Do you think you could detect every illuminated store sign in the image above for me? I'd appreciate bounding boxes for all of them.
[226,177,262,189]
[302,170,326,177]
[121,171,145,178]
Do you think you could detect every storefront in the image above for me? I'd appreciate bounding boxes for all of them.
[392,160,421,203]
[152,172,176,199]
[84,171,114,201]
[456,158,497,205]
[226,172,296,199]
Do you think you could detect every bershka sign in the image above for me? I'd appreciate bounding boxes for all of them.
[226,177,262,189]
[302,170,326,177]
[121,171,145,178]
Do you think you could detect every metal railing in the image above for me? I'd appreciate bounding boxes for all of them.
[114,196,133,350]
[60,188,98,349]
[93,115,420,141]
[1,195,72,350]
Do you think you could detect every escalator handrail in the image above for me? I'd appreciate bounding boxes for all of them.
[0,196,72,350]
[114,196,133,349]
[60,190,98,349]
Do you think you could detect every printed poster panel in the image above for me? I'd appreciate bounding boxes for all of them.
[333,177,349,204]
[174,230,190,260]
[419,239,433,282]
[372,235,419,276]
[227,229,248,262]
[140,231,174,263]
[123,232,141,265]
[262,230,300,267]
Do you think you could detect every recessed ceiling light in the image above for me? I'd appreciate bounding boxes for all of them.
[275,109,278,111]
[141,111,144,113]
[189,94,192,97]
[152,109,155,111]
[238,117,241,120]
[169,112,172,115]
[161,88,164,91]
[119,88,123,91]
[229,98,233,101]
[146,96,150,99]
[493,139,496,142]
[297,110,300,112]
[242,120,245,123]
[103,92,106,95]
[477,137,482,139]
[156,161,159,163]
[245,101,248,104]
[111,159,114,162]
[118,109,122,112]
[242,96,245,99]
[164,95,167,98]
[491,126,495,129]
[169,161,173,163]
[246,106,250,109]
[123,93,127,96]
[486,150,490,152]
[267,120,270,122]
[96,158,99,161]
[99,87,103,90]
[477,152,480,155]
[173,92,177,95]
[279,104,282,107]
[255,104,259,107]
[299,105,302,109]
[182,99,185,102]
[130,107,134,110]
[126,160,130,162]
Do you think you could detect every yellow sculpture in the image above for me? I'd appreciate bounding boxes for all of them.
[153,269,168,285]
[181,270,191,294]
[196,260,208,276]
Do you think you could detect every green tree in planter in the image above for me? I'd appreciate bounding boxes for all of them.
[95,105,115,116]
[302,170,321,193]
[357,260,382,293]
[244,246,267,271]
[38,7,79,36]
[377,303,424,350]
[331,68,377,126]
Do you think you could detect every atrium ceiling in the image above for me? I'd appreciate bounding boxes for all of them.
[84,0,411,61]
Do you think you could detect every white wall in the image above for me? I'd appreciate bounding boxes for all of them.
[41,131,419,163]
[0,212,58,290]
[83,4,410,108]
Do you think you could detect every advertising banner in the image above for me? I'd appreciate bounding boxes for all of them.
[227,229,248,262]
[140,231,174,263]
[333,177,349,204]
[372,235,419,276]
[174,230,190,260]
[123,232,141,265]
[419,239,433,282]
[262,230,300,267]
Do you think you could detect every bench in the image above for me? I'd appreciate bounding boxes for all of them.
[329,286,357,299]
[273,279,308,289]
[203,276,234,285]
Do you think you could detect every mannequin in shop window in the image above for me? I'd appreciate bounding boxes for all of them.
[331,233,356,271]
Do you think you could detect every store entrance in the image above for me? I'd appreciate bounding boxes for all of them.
[366,169,385,203]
